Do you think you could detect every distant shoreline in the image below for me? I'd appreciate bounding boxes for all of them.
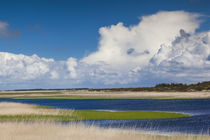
[1,81,210,92]
[0,90,210,99]
[0,81,209,99]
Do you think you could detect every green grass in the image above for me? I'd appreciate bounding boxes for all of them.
[0,114,77,121]
[0,109,190,121]
[74,110,190,120]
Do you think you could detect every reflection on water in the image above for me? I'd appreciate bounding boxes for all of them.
[0,98,210,134]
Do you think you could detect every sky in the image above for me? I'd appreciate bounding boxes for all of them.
[0,0,210,89]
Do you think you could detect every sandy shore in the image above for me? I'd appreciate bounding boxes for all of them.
[0,102,64,115]
[0,90,210,98]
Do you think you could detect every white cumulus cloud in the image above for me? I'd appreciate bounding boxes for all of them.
[0,11,210,89]
[82,11,200,71]
[147,29,210,83]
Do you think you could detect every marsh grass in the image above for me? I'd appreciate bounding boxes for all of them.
[0,102,208,140]
[0,114,76,121]
[0,102,189,121]
[0,122,209,140]
[0,110,189,121]
[74,110,190,120]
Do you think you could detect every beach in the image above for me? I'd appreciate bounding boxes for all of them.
[0,90,210,99]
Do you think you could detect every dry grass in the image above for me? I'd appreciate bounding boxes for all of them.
[0,102,73,116]
[0,122,209,140]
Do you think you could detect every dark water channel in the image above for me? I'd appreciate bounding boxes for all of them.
[0,98,210,134]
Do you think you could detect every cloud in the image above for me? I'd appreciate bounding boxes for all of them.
[0,21,20,37]
[66,57,78,78]
[0,52,81,89]
[0,52,52,80]
[147,29,210,83]
[82,11,200,71]
[0,11,210,89]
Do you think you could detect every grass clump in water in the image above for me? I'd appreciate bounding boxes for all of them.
[0,108,189,121]
[74,110,190,120]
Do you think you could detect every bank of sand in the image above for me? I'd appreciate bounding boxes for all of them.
[0,90,210,98]
[0,102,209,140]
[0,102,64,115]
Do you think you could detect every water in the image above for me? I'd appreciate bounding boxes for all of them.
[0,98,210,134]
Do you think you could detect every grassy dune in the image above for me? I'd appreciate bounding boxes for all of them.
[0,122,209,140]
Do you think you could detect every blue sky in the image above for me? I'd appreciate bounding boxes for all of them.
[0,0,210,89]
[0,0,210,60]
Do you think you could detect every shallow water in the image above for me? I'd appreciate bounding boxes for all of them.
[0,98,210,134]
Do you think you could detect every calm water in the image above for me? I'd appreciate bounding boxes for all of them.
[0,98,210,134]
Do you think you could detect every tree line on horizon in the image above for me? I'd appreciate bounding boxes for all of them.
[7,81,210,92]
[88,81,210,92]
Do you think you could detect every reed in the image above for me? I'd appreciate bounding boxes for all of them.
[0,122,209,140]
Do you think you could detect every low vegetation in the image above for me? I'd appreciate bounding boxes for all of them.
[0,102,189,121]
[0,109,189,121]
[0,103,208,140]
[0,81,209,94]
[0,122,209,140]
[88,81,210,92]
[74,110,189,120]
[0,111,189,121]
